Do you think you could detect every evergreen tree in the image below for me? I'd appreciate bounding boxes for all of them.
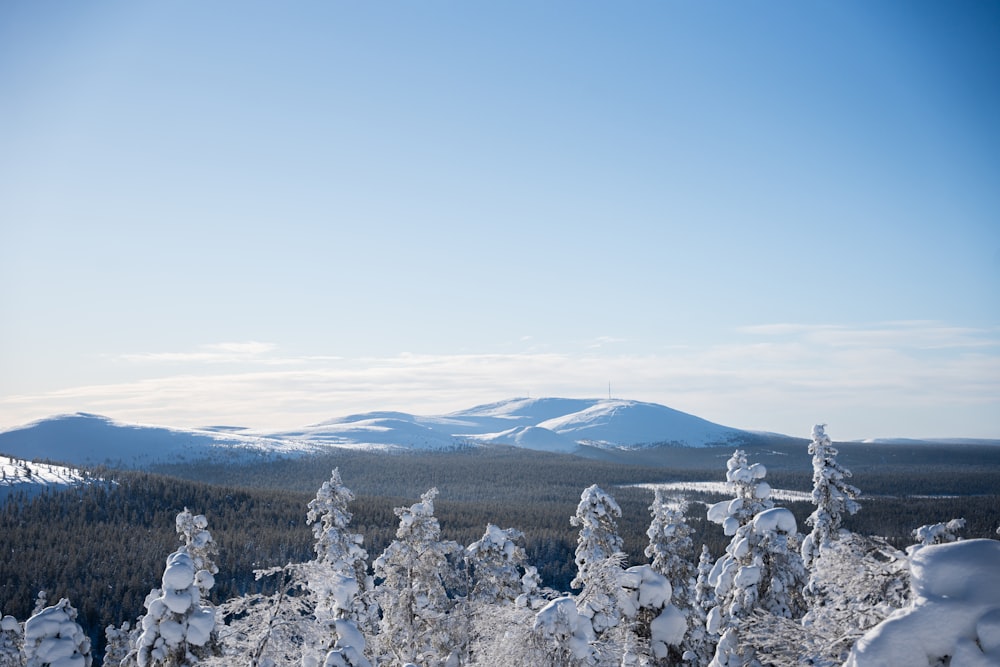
[300,469,374,666]
[706,453,805,667]
[802,425,860,568]
[466,525,529,604]
[371,488,465,667]
[570,485,624,593]
[132,511,220,667]
[23,598,91,667]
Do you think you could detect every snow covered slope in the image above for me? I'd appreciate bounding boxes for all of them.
[0,455,93,502]
[0,398,759,466]
[0,413,323,468]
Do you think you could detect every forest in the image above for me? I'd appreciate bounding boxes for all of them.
[1,429,999,666]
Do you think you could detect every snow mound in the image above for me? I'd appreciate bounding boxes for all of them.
[845,539,1000,667]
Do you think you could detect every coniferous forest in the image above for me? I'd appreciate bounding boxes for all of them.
[1,432,999,666]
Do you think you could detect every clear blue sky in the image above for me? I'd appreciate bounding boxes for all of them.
[1,1,998,439]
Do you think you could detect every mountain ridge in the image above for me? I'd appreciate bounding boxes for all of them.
[3,398,997,470]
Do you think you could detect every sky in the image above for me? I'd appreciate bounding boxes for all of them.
[1,1,998,440]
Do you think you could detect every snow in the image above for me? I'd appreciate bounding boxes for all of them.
[844,539,1000,667]
[632,481,812,502]
[751,508,797,535]
[650,605,687,656]
[0,397,758,463]
[0,456,94,502]
[0,413,323,468]
[23,599,90,667]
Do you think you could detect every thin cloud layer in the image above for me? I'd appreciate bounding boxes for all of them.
[2,323,997,440]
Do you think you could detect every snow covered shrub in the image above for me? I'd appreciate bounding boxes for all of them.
[801,424,860,568]
[907,517,965,555]
[844,539,1000,667]
[372,488,466,667]
[23,598,91,667]
[133,511,220,667]
[0,613,23,667]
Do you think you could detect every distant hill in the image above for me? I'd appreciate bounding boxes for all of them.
[2,398,996,470]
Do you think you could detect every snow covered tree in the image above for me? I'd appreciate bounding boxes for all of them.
[466,524,529,604]
[908,517,965,554]
[300,469,375,667]
[570,485,624,593]
[175,509,218,585]
[801,424,860,568]
[568,486,629,639]
[371,488,465,667]
[645,491,695,594]
[644,491,706,663]
[105,622,135,667]
[23,598,91,667]
[706,452,806,667]
[132,511,220,667]
[0,613,23,667]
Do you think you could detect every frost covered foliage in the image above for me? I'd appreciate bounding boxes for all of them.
[908,517,965,555]
[845,539,1000,667]
[372,488,465,667]
[23,598,91,667]
[706,453,805,667]
[0,614,22,667]
[795,533,910,665]
[301,469,375,667]
[134,511,219,667]
[211,568,318,667]
[801,424,860,568]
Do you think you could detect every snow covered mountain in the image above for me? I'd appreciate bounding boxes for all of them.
[0,398,757,467]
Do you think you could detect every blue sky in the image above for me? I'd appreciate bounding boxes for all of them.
[1,1,998,439]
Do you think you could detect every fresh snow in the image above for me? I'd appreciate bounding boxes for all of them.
[845,539,1000,666]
